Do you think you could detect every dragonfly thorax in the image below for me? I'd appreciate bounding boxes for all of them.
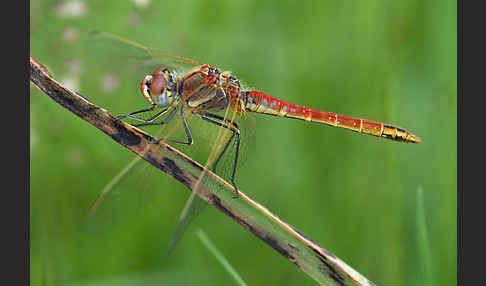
[178,65,246,114]
[140,67,178,108]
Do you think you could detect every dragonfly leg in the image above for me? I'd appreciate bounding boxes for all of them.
[199,113,241,198]
[116,106,155,121]
[132,106,177,127]
[149,107,193,145]
[202,113,240,128]
[117,106,170,123]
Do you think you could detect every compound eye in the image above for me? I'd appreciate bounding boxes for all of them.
[150,67,168,95]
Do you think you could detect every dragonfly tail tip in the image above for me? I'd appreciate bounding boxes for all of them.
[407,133,422,143]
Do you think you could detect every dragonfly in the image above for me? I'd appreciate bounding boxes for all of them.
[90,32,421,254]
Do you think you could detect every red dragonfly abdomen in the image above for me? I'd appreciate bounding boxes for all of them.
[245,91,421,143]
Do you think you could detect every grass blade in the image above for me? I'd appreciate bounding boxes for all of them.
[196,228,247,286]
[416,186,433,285]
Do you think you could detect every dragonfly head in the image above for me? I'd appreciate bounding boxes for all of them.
[141,67,177,108]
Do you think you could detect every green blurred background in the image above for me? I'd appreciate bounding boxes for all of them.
[30,0,456,285]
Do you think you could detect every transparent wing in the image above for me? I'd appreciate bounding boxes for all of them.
[166,103,256,255]
[166,191,202,255]
[86,111,189,232]
[87,31,203,75]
